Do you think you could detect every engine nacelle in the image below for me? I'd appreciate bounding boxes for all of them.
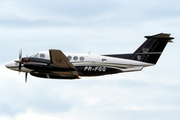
[24,63,75,72]
[30,71,79,79]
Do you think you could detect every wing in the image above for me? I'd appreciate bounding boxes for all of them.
[49,49,76,69]
[49,49,79,78]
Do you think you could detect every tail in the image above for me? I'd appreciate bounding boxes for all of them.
[104,33,174,64]
[131,33,174,64]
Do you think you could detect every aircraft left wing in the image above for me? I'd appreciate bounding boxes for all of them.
[49,49,79,78]
[49,49,76,69]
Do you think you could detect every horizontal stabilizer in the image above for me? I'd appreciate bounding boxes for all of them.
[145,33,174,40]
[121,66,143,72]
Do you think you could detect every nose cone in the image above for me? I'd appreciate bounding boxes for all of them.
[5,60,32,73]
[5,61,19,71]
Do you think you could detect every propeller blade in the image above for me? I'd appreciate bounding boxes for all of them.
[19,62,22,73]
[25,72,28,83]
[18,49,22,73]
[19,48,22,60]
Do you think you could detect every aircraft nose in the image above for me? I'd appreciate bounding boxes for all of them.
[5,61,17,69]
[5,64,9,68]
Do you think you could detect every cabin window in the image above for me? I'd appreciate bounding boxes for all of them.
[80,56,85,61]
[73,56,78,61]
[67,56,72,60]
[102,59,107,62]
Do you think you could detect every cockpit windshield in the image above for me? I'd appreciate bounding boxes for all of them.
[30,53,39,58]
[30,53,46,58]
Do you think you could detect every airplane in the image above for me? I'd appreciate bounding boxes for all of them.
[5,33,174,83]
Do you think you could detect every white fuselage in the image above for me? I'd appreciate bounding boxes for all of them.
[5,51,154,75]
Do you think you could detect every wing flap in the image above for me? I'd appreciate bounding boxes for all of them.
[53,71,79,77]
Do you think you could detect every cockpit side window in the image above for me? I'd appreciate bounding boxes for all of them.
[40,54,45,58]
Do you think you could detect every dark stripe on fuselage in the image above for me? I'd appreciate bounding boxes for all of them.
[21,57,123,76]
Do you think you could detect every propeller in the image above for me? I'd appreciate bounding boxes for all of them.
[18,49,28,83]
[25,72,28,83]
[18,49,22,73]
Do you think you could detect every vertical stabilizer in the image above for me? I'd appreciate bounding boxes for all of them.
[131,33,174,64]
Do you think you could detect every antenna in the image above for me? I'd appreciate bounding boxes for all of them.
[88,51,91,55]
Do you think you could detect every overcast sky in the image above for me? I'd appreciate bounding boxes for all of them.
[0,0,180,120]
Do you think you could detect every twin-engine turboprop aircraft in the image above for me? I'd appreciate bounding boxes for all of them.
[5,33,174,83]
